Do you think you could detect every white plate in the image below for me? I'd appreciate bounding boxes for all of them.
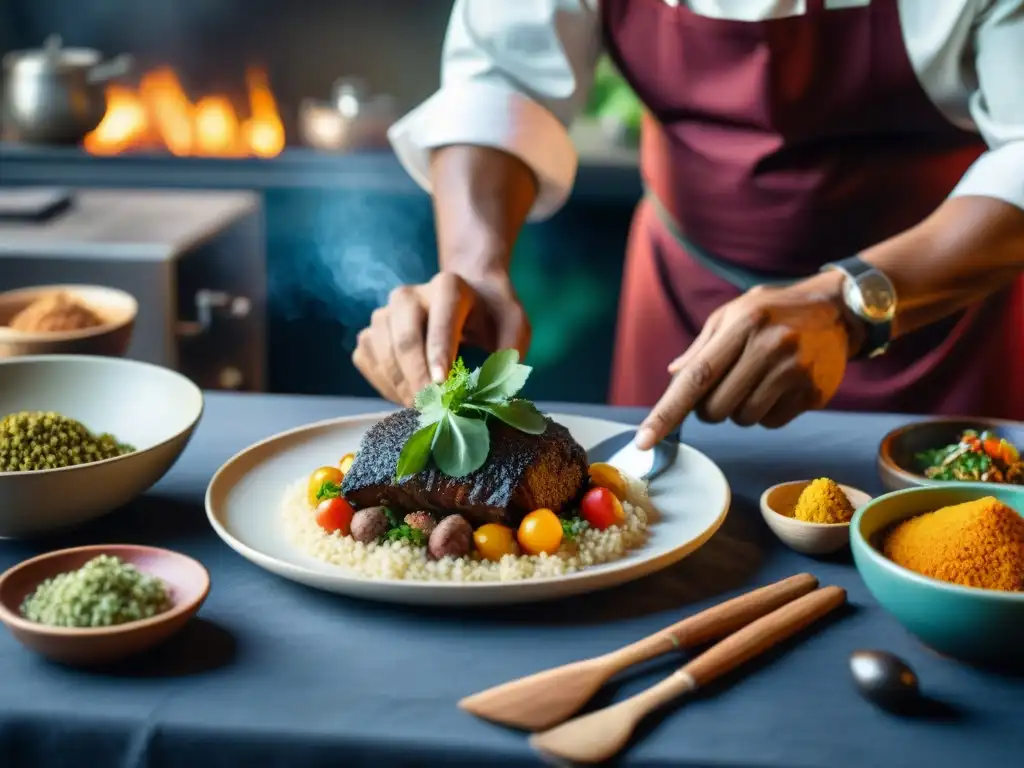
[205,412,731,606]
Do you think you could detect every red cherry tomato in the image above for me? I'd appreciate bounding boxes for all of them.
[315,496,355,535]
[580,486,626,531]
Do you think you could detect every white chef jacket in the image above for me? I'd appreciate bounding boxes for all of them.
[388,0,1024,222]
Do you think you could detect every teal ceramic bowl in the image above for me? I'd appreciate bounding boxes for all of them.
[851,483,1024,667]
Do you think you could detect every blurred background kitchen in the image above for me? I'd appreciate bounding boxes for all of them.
[0,0,649,401]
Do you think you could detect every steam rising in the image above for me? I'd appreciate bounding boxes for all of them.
[270,191,436,352]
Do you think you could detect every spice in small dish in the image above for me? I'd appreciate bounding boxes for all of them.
[0,411,134,472]
[792,478,855,524]
[7,292,104,333]
[882,496,1024,591]
[20,554,172,628]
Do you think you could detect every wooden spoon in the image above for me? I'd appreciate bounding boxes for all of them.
[529,585,847,765]
[458,572,818,730]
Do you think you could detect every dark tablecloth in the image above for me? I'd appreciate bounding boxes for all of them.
[2,393,1022,768]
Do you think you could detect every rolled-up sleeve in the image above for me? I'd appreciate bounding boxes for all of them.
[388,0,603,221]
[949,0,1024,211]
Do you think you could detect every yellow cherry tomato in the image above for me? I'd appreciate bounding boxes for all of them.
[588,462,628,501]
[517,508,564,556]
[307,465,344,507]
[473,523,518,562]
[339,452,356,476]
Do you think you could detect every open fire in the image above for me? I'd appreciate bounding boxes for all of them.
[84,67,285,158]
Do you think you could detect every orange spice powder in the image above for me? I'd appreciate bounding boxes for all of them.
[882,496,1024,592]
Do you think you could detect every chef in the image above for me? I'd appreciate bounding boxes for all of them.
[352,0,1024,448]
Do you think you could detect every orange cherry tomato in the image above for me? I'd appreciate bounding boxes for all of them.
[580,487,626,531]
[339,452,355,476]
[588,462,628,501]
[517,508,564,556]
[473,523,518,562]
[315,496,355,535]
[983,438,1003,460]
[308,465,344,507]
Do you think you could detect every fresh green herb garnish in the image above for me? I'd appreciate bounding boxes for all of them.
[396,349,547,480]
[316,480,342,501]
[561,517,590,541]
[386,524,427,546]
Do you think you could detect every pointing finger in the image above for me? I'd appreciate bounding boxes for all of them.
[637,329,746,449]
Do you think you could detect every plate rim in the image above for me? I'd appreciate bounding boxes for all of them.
[205,410,732,594]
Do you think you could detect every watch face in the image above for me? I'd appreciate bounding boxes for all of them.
[855,272,896,321]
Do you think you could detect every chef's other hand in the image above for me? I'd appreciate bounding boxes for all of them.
[352,271,530,406]
[636,275,853,448]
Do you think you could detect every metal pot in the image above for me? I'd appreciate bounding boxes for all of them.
[2,35,133,144]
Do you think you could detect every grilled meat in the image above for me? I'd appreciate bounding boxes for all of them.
[341,409,588,528]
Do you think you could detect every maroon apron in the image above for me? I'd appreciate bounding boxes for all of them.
[604,0,1024,420]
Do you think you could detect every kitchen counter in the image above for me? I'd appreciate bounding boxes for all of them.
[2,393,1021,768]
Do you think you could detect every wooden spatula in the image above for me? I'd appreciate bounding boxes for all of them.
[458,572,818,730]
[529,585,847,765]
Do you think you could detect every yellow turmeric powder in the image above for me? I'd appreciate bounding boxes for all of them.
[793,478,855,524]
[882,496,1024,592]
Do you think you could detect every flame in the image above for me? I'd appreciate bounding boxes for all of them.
[84,66,284,157]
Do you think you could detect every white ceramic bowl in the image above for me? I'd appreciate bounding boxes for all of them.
[0,355,203,537]
[0,284,138,358]
[760,480,872,556]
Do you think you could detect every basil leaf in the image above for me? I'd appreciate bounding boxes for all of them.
[414,382,445,426]
[316,480,342,501]
[396,422,438,480]
[473,349,532,402]
[433,411,490,477]
[476,400,547,434]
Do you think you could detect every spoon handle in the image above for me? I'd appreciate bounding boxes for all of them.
[608,573,819,669]
[627,586,847,714]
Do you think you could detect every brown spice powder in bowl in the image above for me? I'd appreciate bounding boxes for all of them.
[7,293,105,333]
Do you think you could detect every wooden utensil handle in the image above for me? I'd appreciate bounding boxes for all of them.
[624,587,846,715]
[682,585,846,688]
[612,573,819,668]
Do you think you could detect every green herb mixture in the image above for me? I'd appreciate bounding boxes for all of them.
[20,554,171,628]
[0,411,134,472]
[396,349,547,480]
[916,429,1023,485]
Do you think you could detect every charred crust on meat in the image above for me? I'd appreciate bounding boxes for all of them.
[341,408,588,527]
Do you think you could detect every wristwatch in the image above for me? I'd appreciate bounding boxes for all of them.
[820,256,897,359]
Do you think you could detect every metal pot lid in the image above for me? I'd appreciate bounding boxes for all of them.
[3,36,102,74]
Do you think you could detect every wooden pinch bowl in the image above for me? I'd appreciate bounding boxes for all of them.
[0,284,137,358]
[760,480,872,556]
[0,544,210,666]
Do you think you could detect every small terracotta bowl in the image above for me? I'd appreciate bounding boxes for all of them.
[0,284,137,358]
[0,544,210,666]
[760,480,873,556]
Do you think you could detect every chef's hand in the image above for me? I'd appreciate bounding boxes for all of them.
[352,271,530,406]
[636,273,857,448]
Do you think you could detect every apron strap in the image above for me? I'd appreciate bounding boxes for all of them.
[644,187,798,291]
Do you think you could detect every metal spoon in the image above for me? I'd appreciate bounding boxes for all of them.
[585,422,681,482]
